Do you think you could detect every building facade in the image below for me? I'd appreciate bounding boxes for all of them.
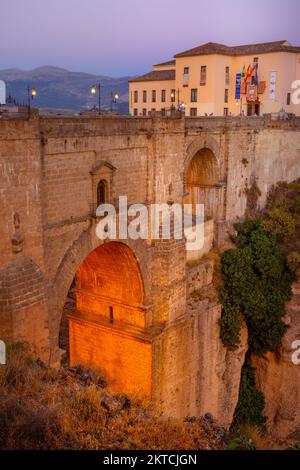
[129,40,300,117]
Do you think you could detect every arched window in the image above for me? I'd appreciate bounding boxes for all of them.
[97,180,107,206]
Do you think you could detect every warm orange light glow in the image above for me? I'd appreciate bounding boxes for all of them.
[91,86,97,94]
[31,88,37,97]
[68,242,152,398]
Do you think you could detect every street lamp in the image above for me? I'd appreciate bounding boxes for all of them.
[170,89,180,109]
[91,83,101,115]
[27,86,37,118]
[110,92,119,112]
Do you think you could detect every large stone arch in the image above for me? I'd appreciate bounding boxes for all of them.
[48,221,152,356]
[67,239,152,396]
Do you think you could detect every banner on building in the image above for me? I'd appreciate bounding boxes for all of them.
[270,71,277,100]
[235,73,242,99]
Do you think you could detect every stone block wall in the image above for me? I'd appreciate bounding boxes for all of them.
[1,113,300,428]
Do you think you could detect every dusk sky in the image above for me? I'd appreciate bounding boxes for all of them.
[1,0,300,77]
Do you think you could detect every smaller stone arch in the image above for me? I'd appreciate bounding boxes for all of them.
[184,138,221,221]
[185,135,221,176]
[186,147,218,187]
[0,256,49,360]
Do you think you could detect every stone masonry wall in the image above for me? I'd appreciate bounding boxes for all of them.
[1,113,300,426]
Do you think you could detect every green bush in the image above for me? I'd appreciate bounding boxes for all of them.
[220,180,300,431]
[263,207,296,242]
[225,433,256,450]
[219,219,294,355]
[232,356,266,430]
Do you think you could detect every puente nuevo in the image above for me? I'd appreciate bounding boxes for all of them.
[1,112,300,436]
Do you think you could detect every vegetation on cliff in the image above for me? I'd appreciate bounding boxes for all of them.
[219,179,300,429]
[220,179,300,354]
[219,219,293,355]
[0,343,224,450]
[232,353,266,430]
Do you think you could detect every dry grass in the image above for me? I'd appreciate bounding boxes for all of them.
[0,342,225,450]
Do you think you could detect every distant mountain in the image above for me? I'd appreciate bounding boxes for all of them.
[0,66,132,114]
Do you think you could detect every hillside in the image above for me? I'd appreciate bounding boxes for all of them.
[0,343,226,450]
[0,66,132,114]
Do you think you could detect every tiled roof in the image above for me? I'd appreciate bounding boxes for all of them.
[174,40,300,58]
[129,69,175,83]
[153,59,176,67]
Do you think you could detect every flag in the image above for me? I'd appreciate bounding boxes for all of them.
[245,64,252,80]
[254,62,259,86]
[241,65,246,79]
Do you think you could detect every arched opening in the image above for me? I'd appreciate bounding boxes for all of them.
[97,179,107,206]
[63,242,151,397]
[184,147,218,219]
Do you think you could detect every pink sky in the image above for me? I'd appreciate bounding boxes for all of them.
[1,0,300,76]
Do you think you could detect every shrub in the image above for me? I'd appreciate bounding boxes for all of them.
[219,220,294,355]
[232,356,267,430]
[263,207,296,242]
[225,433,256,450]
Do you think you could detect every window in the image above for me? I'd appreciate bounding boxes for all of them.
[97,180,107,206]
[143,90,147,103]
[134,90,138,103]
[200,66,207,85]
[190,108,197,117]
[225,66,230,85]
[161,89,166,102]
[224,107,229,116]
[287,92,291,105]
[253,57,259,63]
[224,89,229,103]
[142,108,147,116]
[152,90,156,102]
[109,306,114,324]
[151,108,156,113]
[183,67,189,86]
[161,108,166,116]
[191,88,197,102]
[133,108,138,116]
[171,89,176,102]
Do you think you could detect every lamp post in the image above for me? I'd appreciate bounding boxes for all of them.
[91,83,101,115]
[27,86,37,118]
[110,92,119,113]
[170,89,181,110]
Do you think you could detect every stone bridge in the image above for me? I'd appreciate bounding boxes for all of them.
[1,113,300,427]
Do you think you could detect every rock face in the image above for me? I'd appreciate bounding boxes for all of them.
[253,276,300,443]
[186,259,214,295]
[152,259,248,429]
